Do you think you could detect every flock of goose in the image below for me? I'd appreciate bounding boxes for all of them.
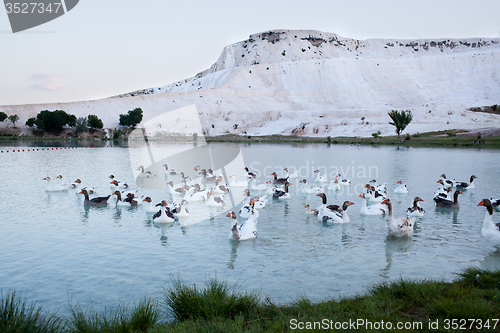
[43,166,500,247]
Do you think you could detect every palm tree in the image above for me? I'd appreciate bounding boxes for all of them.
[388,110,413,137]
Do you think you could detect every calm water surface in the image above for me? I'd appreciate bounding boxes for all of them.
[1,141,499,317]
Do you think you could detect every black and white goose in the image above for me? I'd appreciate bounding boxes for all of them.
[456,175,477,189]
[272,182,292,199]
[152,200,175,223]
[434,190,462,208]
[271,172,288,185]
[406,197,425,217]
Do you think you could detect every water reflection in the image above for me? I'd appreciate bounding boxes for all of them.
[381,236,413,278]
[434,207,459,224]
[227,239,240,269]
[153,222,173,246]
[480,248,500,271]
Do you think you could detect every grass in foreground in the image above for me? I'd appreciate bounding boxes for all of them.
[2,267,500,332]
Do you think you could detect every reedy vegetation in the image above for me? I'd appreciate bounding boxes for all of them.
[2,267,500,332]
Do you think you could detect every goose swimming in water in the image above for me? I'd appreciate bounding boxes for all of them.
[394,181,409,194]
[304,204,318,215]
[477,199,500,247]
[43,176,69,192]
[79,189,110,206]
[434,190,462,209]
[271,172,288,185]
[152,200,175,223]
[381,198,415,237]
[227,201,258,240]
[272,182,293,200]
[406,197,425,217]
[358,193,386,215]
[456,175,477,189]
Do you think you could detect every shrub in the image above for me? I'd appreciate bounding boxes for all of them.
[87,115,103,130]
[119,107,143,128]
[25,117,36,128]
[0,112,7,122]
[35,110,77,133]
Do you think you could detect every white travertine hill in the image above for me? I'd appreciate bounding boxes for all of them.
[2,30,500,137]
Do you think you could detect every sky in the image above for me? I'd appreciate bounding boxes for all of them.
[0,0,499,106]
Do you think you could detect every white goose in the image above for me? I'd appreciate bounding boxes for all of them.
[304,204,318,215]
[227,202,258,240]
[299,179,326,194]
[283,167,298,179]
[109,175,129,189]
[358,193,386,215]
[328,179,341,191]
[335,174,351,186]
[206,190,225,207]
[381,198,415,237]
[172,200,190,218]
[43,176,69,192]
[152,200,175,223]
[228,175,248,188]
[314,170,327,183]
[249,178,268,191]
[142,197,160,213]
[477,199,500,247]
[394,181,409,194]
[406,197,425,217]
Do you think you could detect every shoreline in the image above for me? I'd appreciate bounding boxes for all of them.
[1,130,500,148]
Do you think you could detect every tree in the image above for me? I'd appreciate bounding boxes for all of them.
[74,117,88,135]
[87,114,103,130]
[119,107,143,128]
[35,110,77,133]
[26,117,36,127]
[0,112,7,122]
[388,109,413,137]
[8,114,19,127]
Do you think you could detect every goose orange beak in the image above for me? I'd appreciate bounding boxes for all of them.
[381,199,387,204]
[478,200,484,206]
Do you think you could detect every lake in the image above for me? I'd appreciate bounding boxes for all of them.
[1,140,499,318]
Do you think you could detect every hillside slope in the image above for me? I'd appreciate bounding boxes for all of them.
[2,30,500,137]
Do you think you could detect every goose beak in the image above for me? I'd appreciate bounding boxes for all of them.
[478,200,484,206]
[381,199,387,204]
[226,212,232,217]
[358,193,363,197]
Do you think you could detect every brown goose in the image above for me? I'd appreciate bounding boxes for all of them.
[79,189,110,206]
[271,172,288,185]
[434,190,462,208]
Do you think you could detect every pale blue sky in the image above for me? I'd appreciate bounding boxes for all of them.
[1,0,499,105]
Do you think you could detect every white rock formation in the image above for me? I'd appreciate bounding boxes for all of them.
[2,30,500,137]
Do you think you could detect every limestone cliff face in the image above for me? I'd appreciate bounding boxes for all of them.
[2,30,500,137]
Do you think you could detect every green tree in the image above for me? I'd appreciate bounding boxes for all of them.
[74,117,88,134]
[8,114,19,127]
[25,117,36,127]
[119,107,143,128]
[35,110,77,133]
[0,111,7,122]
[87,114,103,129]
[388,109,413,137]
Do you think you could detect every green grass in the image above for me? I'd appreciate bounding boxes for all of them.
[66,298,159,333]
[163,277,261,322]
[2,267,500,332]
[0,290,64,333]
